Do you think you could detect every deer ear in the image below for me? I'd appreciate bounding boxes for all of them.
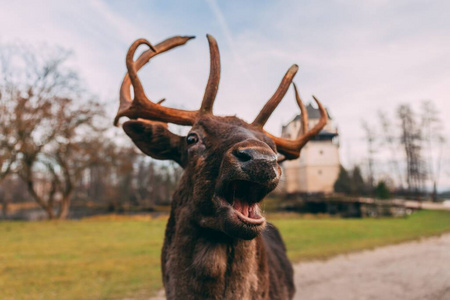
[123,120,187,168]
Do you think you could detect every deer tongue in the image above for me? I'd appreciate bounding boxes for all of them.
[232,198,261,219]
[227,180,264,220]
[233,199,249,217]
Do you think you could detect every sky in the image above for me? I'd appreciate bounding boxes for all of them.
[1,0,449,189]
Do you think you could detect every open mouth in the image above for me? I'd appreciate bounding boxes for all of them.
[223,180,267,226]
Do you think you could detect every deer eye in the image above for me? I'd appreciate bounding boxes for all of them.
[186,133,199,145]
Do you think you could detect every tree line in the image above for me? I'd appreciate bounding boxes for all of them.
[335,100,446,201]
[0,43,180,219]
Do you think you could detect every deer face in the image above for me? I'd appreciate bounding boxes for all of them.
[123,115,281,239]
[115,35,327,240]
[186,116,280,239]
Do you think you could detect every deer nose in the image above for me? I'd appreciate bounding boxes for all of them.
[234,148,277,164]
[233,147,279,181]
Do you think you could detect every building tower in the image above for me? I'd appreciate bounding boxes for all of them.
[281,103,340,194]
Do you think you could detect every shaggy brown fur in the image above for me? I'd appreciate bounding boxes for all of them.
[123,115,295,299]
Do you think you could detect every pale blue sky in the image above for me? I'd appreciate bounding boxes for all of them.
[1,0,449,189]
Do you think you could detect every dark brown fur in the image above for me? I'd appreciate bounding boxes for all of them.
[124,115,295,299]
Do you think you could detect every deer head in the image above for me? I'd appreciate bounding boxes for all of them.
[115,35,327,240]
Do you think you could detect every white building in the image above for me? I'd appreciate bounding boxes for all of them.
[281,104,340,194]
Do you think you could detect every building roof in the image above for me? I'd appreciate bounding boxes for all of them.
[313,129,338,140]
[281,103,335,132]
[292,103,332,122]
[318,129,337,136]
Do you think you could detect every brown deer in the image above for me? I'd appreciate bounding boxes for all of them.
[114,34,327,300]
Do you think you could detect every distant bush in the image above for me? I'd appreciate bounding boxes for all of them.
[375,181,391,199]
[334,165,368,196]
[334,166,352,194]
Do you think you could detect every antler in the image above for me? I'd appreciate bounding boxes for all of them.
[252,65,327,160]
[266,85,328,160]
[116,33,327,161]
[114,34,221,126]
[200,34,220,114]
[293,83,308,135]
[252,65,299,127]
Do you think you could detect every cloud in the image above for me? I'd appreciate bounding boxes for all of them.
[1,0,449,189]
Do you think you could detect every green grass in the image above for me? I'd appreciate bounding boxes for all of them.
[1,210,450,300]
[272,210,450,261]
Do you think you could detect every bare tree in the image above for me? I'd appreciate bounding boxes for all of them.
[0,47,22,212]
[361,121,376,190]
[421,100,446,201]
[397,104,425,197]
[0,100,17,181]
[71,140,183,211]
[378,111,405,190]
[0,43,106,219]
[41,100,105,218]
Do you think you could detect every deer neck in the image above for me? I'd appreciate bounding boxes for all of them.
[162,177,267,299]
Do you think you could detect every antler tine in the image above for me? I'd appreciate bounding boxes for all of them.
[293,83,308,135]
[115,36,198,126]
[252,64,299,127]
[268,91,328,160]
[302,95,327,141]
[137,99,169,129]
[118,37,194,115]
[200,34,220,114]
[126,39,156,102]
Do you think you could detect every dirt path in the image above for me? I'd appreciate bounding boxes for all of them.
[294,234,450,300]
[149,234,450,300]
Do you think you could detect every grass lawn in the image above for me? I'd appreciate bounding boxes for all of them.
[1,210,450,300]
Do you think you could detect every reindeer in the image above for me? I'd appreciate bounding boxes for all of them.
[114,34,327,300]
